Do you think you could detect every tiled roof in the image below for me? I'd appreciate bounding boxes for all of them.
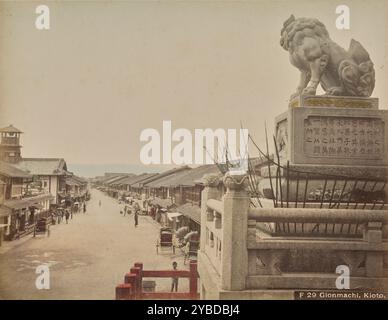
[105,174,133,185]
[14,158,67,176]
[176,203,201,224]
[127,173,160,188]
[144,167,193,188]
[144,165,221,188]
[70,175,88,184]
[110,173,148,186]
[97,175,119,184]
[99,173,132,183]
[140,166,190,188]
[174,165,221,187]
[66,175,87,186]
[0,161,32,178]
[0,124,23,133]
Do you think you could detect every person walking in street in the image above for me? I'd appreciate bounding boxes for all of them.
[155,206,161,223]
[83,202,86,213]
[171,261,179,292]
[123,205,127,217]
[65,210,70,224]
[150,205,156,220]
[51,212,56,225]
[134,210,139,227]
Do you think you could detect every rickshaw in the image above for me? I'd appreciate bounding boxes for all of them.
[156,227,175,254]
[33,217,50,237]
[183,231,200,264]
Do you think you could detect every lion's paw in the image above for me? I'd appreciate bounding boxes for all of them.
[325,87,344,96]
[302,86,316,96]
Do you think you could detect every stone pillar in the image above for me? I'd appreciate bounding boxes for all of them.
[221,173,250,291]
[200,174,221,252]
[364,222,384,277]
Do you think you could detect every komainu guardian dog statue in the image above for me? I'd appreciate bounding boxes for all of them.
[280,15,375,99]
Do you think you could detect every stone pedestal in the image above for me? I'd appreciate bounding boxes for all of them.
[259,95,388,205]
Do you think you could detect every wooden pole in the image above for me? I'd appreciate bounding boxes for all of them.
[189,261,198,299]
[130,267,141,299]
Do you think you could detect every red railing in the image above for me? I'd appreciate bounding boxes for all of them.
[115,261,199,300]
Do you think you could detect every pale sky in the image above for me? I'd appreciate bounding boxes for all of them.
[0,0,387,176]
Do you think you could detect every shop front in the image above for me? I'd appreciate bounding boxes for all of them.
[3,193,53,240]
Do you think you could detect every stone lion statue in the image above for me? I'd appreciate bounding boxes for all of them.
[280,15,375,99]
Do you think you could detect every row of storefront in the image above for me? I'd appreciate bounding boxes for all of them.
[0,125,89,245]
[93,158,270,236]
[93,165,223,234]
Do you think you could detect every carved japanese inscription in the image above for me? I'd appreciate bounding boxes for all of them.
[303,116,384,159]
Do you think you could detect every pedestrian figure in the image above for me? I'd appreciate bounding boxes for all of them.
[171,261,179,292]
[83,202,86,213]
[65,210,70,224]
[123,206,127,217]
[155,206,161,223]
[150,205,156,220]
[134,210,139,227]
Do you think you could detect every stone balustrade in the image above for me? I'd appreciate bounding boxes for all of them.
[198,172,388,299]
[247,207,388,290]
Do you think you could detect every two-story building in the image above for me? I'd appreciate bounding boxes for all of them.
[0,160,53,242]
[14,158,69,205]
[0,125,70,206]
[65,174,89,203]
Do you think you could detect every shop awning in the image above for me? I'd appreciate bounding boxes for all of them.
[3,193,54,210]
[30,203,44,209]
[176,203,201,224]
[150,197,174,209]
[167,212,182,221]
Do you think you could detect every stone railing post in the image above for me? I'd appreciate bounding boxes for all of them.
[200,174,221,252]
[221,173,250,291]
[364,221,384,277]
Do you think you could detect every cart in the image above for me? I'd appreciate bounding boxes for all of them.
[33,217,50,237]
[156,227,175,254]
[183,232,200,264]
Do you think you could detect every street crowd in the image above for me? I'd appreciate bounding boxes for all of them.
[51,201,87,225]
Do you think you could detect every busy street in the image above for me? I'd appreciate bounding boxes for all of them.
[0,189,188,299]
